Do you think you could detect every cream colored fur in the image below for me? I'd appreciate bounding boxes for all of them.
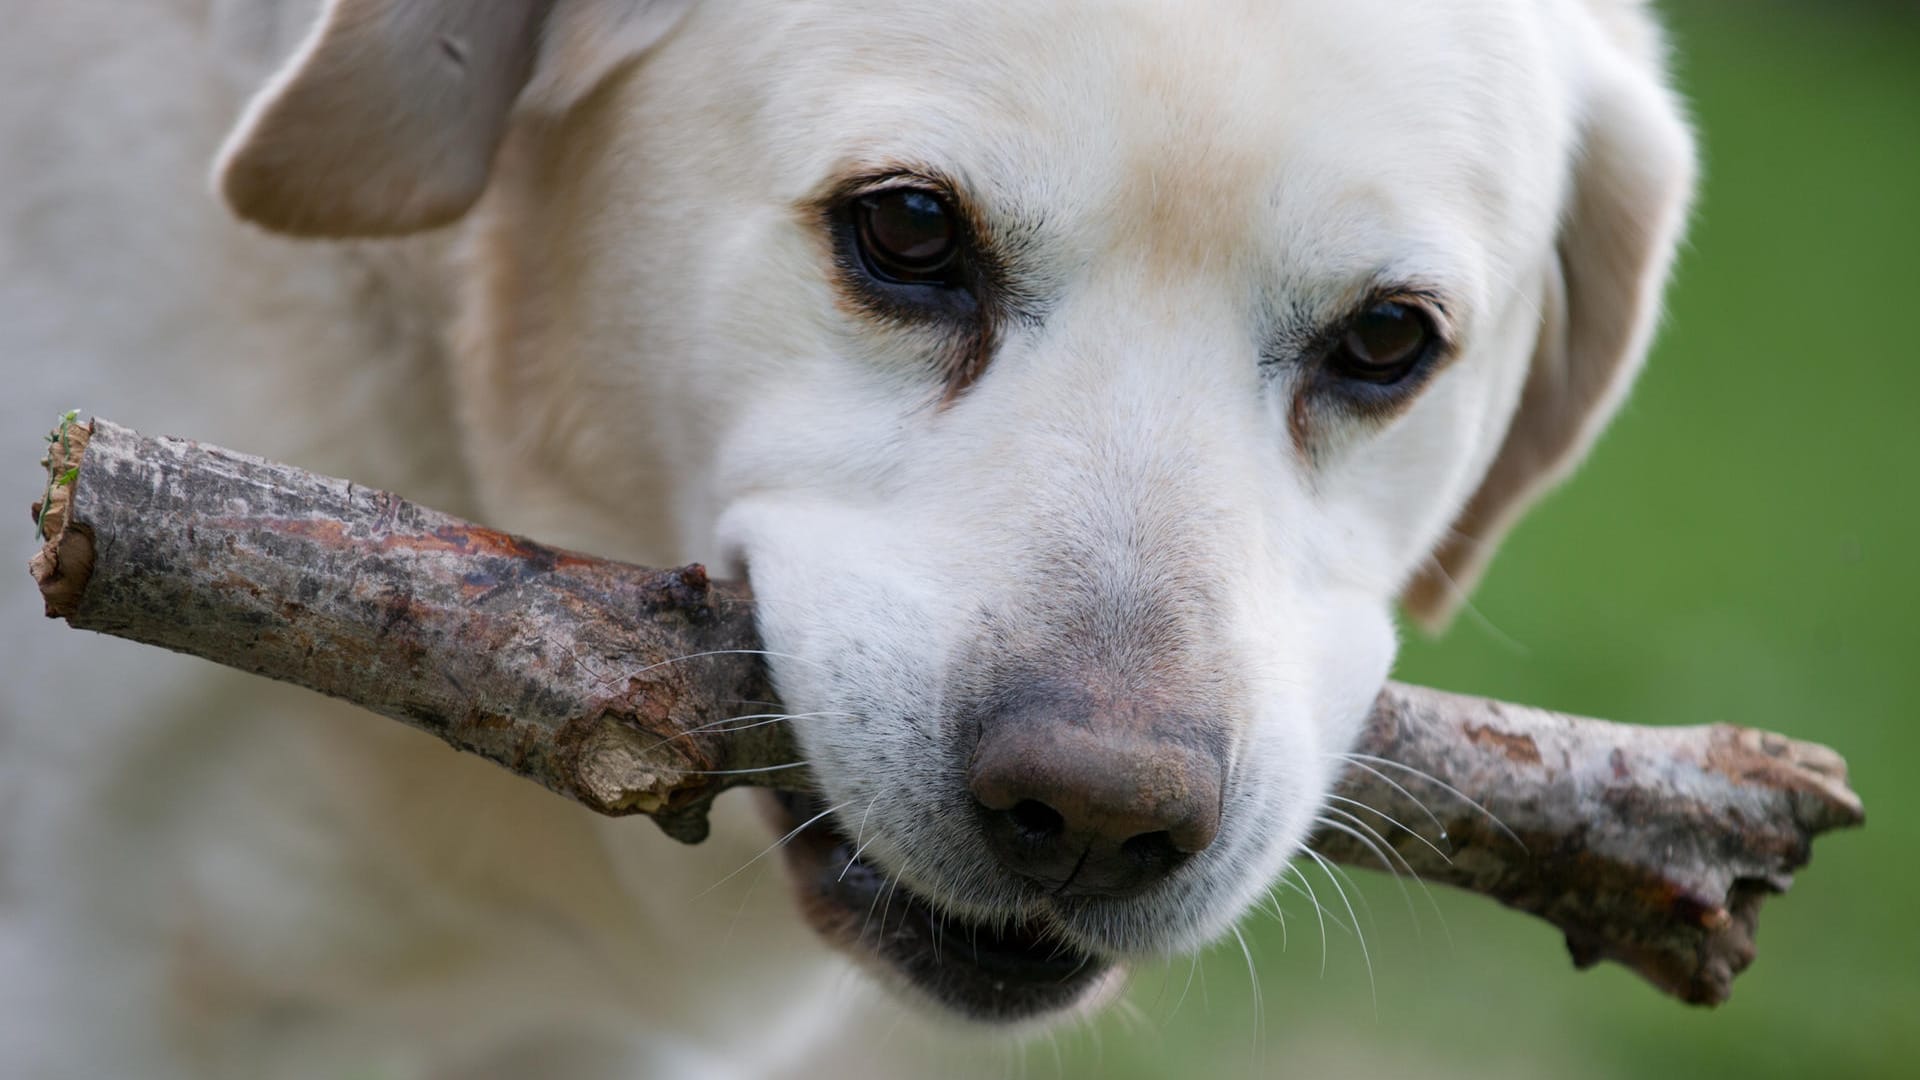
[0,1,1693,1076]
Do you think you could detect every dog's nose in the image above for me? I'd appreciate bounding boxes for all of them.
[967,691,1224,898]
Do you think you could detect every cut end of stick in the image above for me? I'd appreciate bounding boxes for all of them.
[29,413,95,619]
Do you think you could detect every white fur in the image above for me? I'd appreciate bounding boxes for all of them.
[0,0,1693,1075]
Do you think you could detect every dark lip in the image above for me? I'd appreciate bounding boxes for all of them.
[767,790,1116,1023]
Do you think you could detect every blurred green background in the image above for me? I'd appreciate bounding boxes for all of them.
[1053,2,1920,1077]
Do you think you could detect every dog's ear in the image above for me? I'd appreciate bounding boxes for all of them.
[215,0,691,238]
[1401,18,1696,630]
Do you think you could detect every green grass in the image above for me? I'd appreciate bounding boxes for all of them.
[1054,3,1920,1076]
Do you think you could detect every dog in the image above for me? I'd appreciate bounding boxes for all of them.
[0,0,1694,1076]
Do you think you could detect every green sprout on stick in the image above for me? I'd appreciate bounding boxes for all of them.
[35,409,82,539]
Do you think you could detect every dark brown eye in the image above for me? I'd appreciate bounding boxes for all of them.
[1329,301,1433,384]
[854,188,960,284]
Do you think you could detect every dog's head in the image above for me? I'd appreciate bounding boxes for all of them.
[218,0,1693,1023]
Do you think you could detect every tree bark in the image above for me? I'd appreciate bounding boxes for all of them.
[29,416,1863,1006]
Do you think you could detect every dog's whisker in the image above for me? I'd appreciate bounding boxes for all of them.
[693,798,849,900]
[1285,861,1332,977]
[1196,940,1212,1011]
[1168,950,1202,1022]
[1324,755,1453,849]
[634,709,851,755]
[1315,812,1429,940]
[1257,885,1289,952]
[710,709,853,732]
[673,760,812,776]
[1145,952,1176,1018]
[837,832,885,883]
[1316,810,1415,882]
[1082,1003,1111,1072]
[1410,547,1532,656]
[1320,804,1455,946]
[1054,947,1095,987]
[1312,826,1384,932]
[877,871,906,942]
[1107,995,1151,1043]
[1275,864,1357,938]
[1304,848,1376,1015]
[717,848,773,951]
[857,869,898,946]
[1319,807,1427,884]
[628,648,828,677]
[1231,924,1264,1066]
[1323,792,1452,864]
[873,999,912,1063]
[1334,751,1525,850]
[836,789,888,881]
[1291,840,1380,935]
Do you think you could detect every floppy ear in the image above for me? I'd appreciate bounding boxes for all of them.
[1401,21,1697,629]
[215,0,693,238]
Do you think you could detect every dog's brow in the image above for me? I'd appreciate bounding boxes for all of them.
[1269,275,1460,350]
[1371,281,1458,344]
[799,160,965,224]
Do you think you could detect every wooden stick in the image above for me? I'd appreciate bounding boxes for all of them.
[29,416,1863,1005]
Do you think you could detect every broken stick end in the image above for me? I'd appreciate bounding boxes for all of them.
[29,413,95,620]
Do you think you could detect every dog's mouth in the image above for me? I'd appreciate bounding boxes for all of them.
[764,790,1119,1023]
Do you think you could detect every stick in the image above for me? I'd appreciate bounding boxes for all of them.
[28,416,1863,1005]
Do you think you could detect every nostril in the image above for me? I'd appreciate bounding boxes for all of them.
[1120,830,1183,868]
[1007,799,1064,840]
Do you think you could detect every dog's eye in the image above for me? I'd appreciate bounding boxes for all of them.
[854,189,961,284]
[1328,302,1433,384]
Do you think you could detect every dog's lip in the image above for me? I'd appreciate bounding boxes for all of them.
[765,790,1117,1022]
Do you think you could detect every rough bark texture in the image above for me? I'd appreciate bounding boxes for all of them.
[1331,685,1860,1005]
[29,417,781,841]
[29,417,1865,1004]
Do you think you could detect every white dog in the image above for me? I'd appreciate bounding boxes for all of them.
[0,1,1694,1076]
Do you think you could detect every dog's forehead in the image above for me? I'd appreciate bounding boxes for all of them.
[752,0,1570,297]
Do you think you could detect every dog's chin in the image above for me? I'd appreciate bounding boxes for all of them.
[764,791,1123,1025]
